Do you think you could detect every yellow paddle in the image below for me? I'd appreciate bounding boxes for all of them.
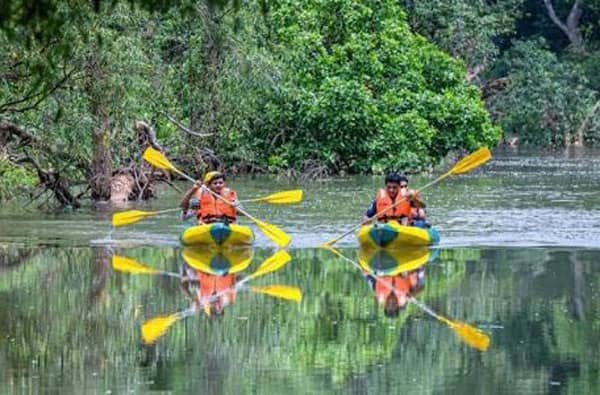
[142,147,292,248]
[322,245,490,351]
[111,190,302,227]
[111,208,181,227]
[240,189,303,204]
[321,147,492,247]
[140,249,298,344]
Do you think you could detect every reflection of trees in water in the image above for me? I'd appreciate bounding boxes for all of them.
[88,246,112,305]
[571,253,585,321]
[1,247,600,393]
[0,244,38,270]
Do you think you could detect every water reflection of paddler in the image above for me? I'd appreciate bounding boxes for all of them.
[358,247,438,318]
[180,247,253,316]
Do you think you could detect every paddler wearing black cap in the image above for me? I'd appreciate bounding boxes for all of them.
[179,171,239,224]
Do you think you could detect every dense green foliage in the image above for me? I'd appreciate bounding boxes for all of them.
[405,0,600,147]
[490,39,598,146]
[5,0,600,205]
[252,0,499,173]
[0,0,499,205]
[0,155,36,200]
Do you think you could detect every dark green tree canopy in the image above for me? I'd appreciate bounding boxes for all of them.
[254,0,500,173]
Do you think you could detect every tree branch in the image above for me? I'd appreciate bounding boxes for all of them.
[0,67,77,113]
[543,0,569,34]
[542,0,583,45]
[161,112,213,137]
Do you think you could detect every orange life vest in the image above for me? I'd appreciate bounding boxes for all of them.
[196,272,237,307]
[195,187,238,223]
[374,188,411,221]
[374,274,416,304]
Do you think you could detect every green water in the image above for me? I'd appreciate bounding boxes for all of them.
[1,149,600,393]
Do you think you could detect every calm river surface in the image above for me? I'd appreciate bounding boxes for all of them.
[0,148,599,394]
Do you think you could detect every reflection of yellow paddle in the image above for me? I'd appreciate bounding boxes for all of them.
[141,147,291,247]
[141,283,303,344]
[139,250,300,344]
[321,147,492,247]
[112,255,182,278]
[112,250,291,280]
[112,189,303,227]
[250,284,303,302]
[322,245,490,351]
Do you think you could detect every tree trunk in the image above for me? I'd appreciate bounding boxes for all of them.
[91,115,112,200]
[88,247,112,305]
[189,2,222,137]
[85,43,113,202]
[543,0,584,46]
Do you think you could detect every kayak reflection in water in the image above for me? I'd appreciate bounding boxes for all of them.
[180,261,237,316]
[364,266,426,318]
[179,171,239,225]
[358,246,437,318]
[362,172,427,227]
[178,247,253,316]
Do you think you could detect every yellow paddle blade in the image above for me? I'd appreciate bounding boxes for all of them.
[203,304,211,316]
[249,250,292,279]
[254,218,292,248]
[250,285,303,302]
[112,255,160,275]
[143,147,177,171]
[449,147,492,175]
[247,190,303,204]
[449,320,491,351]
[141,313,179,344]
[112,210,158,227]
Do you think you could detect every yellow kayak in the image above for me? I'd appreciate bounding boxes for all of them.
[180,223,254,247]
[358,246,439,276]
[358,221,440,249]
[181,246,253,275]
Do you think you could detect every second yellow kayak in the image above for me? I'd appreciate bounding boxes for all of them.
[358,221,440,249]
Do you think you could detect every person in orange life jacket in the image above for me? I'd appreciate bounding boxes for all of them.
[362,172,425,225]
[363,267,426,318]
[179,171,239,224]
[179,262,237,316]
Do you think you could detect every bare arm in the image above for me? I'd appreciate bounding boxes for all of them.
[180,181,202,210]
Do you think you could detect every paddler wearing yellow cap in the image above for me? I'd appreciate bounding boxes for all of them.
[179,171,239,224]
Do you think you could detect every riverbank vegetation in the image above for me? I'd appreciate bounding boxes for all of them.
[1,1,599,206]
